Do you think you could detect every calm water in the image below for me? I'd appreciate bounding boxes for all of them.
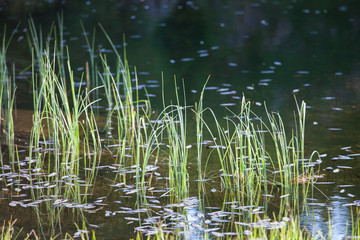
[1,0,360,239]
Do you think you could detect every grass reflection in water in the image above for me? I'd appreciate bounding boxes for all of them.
[1,18,357,240]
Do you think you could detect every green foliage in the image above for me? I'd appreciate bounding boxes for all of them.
[1,17,355,240]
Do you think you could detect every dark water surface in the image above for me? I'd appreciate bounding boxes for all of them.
[1,0,360,239]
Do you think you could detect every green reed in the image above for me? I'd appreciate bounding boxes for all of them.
[95,26,158,205]
[0,26,17,169]
[264,100,319,216]
[191,93,318,222]
[25,18,101,214]
[193,98,264,207]
[0,17,333,240]
[160,79,189,201]
[162,105,189,200]
[97,26,151,154]
[350,207,360,238]
[0,218,23,240]
[193,78,210,193]
[18,21,99,237]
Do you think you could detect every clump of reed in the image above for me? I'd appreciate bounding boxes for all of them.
[192,93,319,218]
[25,18,102,212]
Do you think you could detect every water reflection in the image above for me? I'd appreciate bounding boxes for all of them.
[1,0,360,238]
[302,190,353,239]
[178,197,203,239]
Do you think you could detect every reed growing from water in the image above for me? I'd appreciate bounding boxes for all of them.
[0,26,17,170]
[28,24,100,182]
[0,17,333,240]
[265,100,319,216]
[25,17,319,210]
[161,80,189,201]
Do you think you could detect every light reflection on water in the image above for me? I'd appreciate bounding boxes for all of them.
[182,197,203,239]
[301,195,353,239]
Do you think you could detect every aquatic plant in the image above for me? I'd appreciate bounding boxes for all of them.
[0,26,17,169]
[191,95,317,216]
[0,17,331,240]
[161,80,190,201]
[2,18,102,237]
[265,99,318,215]
[1,218,19,240]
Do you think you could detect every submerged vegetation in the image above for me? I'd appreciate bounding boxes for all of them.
[0,18,358,239]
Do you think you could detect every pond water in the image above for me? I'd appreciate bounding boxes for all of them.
[1,0,360,239]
